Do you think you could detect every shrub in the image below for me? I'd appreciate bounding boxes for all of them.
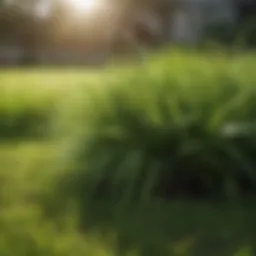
[202,18,256,49]
[236,17,256,48]
[203,22,236,47]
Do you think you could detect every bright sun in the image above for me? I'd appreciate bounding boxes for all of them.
[63,0,99,14]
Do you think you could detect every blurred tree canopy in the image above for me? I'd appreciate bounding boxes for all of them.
[0,0,54,64]
[0,1,39,42]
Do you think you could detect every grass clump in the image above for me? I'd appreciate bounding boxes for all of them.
[56,52,256,210]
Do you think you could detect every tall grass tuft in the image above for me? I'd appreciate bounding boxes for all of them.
[55,52,256,216]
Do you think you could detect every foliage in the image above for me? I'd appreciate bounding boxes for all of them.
[203,18,256,48]
[203,22,236,46]
[236,17,256,48]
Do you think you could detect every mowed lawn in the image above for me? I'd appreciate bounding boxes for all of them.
[0,54,256,256]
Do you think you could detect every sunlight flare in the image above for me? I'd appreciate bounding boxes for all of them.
[63,0,102,15]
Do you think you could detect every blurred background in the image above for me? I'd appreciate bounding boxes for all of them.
[0,0,255,65]
[0,0,256,256]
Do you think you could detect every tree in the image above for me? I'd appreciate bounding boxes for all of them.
[0,0,53,64]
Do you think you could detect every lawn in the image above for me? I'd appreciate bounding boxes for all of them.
[0,51,255,256]
[0,142,255,256]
